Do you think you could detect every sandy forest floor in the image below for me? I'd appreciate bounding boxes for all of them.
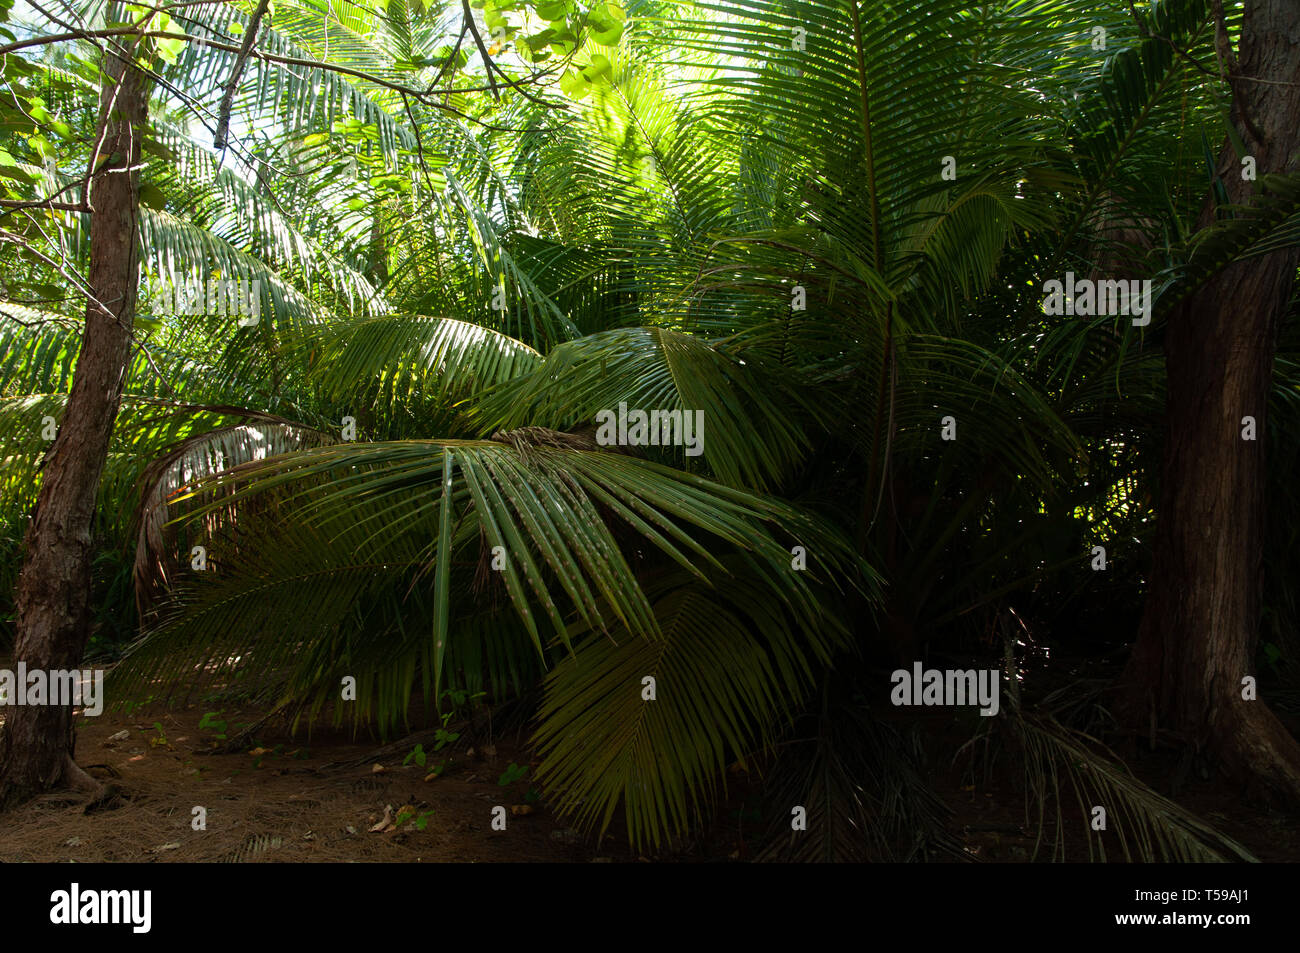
[1,695,1297,863]
[1,701,615,862]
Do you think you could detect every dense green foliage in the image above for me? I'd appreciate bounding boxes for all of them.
[2,0,1297,857]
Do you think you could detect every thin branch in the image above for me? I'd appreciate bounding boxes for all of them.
[213,0,270,151]
[461,0,499,100]
[0,304,82,330]
[0,229,107,315]
[0,199,91,212]
[1211,0,1264,144]
[128,334,180,398]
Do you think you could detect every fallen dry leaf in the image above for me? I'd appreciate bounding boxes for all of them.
[369,805,394,833]
[248,747,270,757]
[371,763,386,774]
[510,805,534,816]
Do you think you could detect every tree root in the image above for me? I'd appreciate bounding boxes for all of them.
[63,754,103,794]
[62,754,123,811]
[1213,701,1300,809]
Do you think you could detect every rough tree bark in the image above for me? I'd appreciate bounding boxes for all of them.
[0,47,149,809]
[1122,0,1300,804]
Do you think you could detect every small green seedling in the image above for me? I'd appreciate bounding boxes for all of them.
[428,705,462,752]
[440,688,487,714]
[393,806,435,831]
[198,711,228,740]
[498,762,528,786]
[403,743,428,768]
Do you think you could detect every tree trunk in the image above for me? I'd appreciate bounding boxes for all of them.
[0,49,149,809]
[1121,0,1300,805]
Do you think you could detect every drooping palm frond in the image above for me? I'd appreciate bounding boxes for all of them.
[1162,173,1300,315]
[1061,0,1220,220]
[0,393,68,519]
[477,325,825,489]
[755,696,966,862]
[0,304,82,396]
[144,120,387,315]
[111,434,872,730]
[666,0,1068,303]
[532,567,855,850]
[962,709,1258,863]
[136,209,328,330]
[132,411,336,611]
[297,313,543,405]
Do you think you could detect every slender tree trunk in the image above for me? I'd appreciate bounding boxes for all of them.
[0,49,149,809]
[369,209,389,286]
[1121,0,1300,804]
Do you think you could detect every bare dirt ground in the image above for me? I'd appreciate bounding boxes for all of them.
[1,703,617,863]
[2,693,1296,863]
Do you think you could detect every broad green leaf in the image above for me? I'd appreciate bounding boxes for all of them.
[534,0,572,19]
